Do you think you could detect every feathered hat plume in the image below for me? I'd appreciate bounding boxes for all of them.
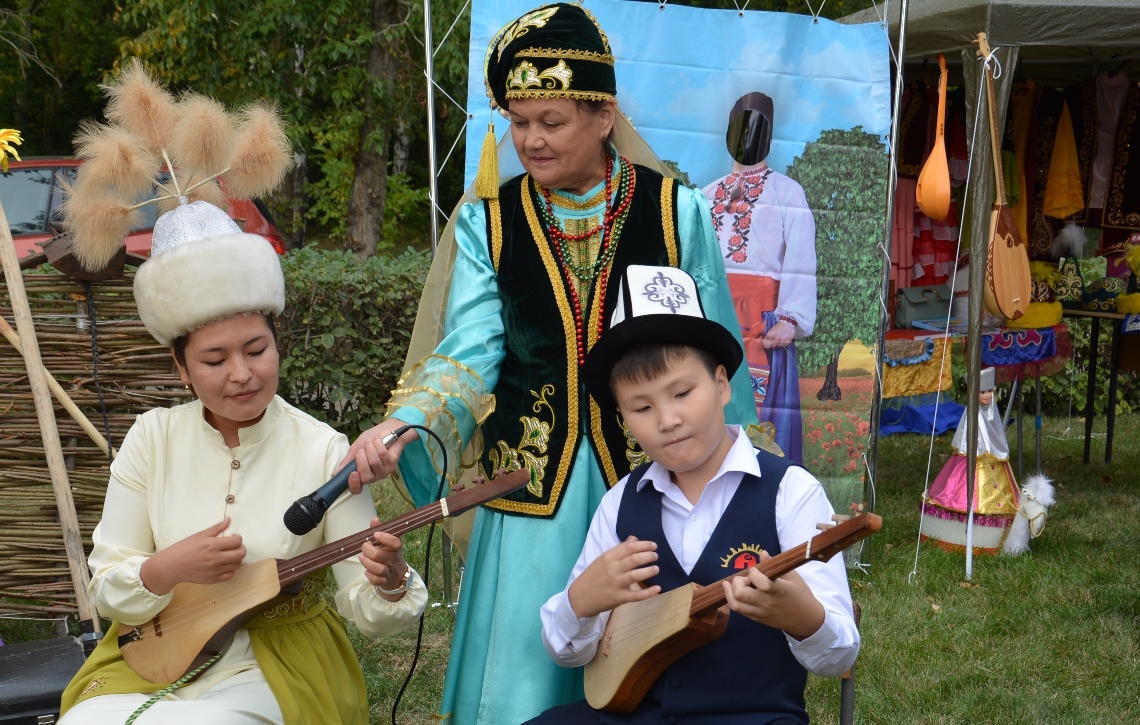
[63,58,293,272]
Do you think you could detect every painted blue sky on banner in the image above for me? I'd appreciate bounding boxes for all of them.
[463,0,891,188]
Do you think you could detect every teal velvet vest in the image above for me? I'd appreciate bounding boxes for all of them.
[479,166,680,518]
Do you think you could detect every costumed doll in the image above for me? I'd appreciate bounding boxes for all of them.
[921,368,1054,555]
[703,92,816,462]
[57,62,427,725]
[337,5,760,723]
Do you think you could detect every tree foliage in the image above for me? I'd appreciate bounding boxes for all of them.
[786,126,888,397]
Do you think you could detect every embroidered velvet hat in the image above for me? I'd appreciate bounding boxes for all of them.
[584,265,744,412]
[483,2,616,113]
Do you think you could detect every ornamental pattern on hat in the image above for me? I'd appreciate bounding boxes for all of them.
[484,2,617,111]
[641,271,691,313]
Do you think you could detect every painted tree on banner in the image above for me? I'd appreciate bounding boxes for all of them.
[786,126,887,401]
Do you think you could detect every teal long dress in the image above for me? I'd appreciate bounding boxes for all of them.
[390,179,757,724]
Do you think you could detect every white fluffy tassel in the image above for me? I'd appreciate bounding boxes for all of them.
[1002,474,1056,556]
[1051,223,1085,261]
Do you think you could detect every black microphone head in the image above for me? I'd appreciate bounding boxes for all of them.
[283,494,328,536]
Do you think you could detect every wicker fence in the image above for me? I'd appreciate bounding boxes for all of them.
[0,260,186,615]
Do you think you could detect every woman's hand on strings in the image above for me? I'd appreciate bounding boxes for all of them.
[568,536,662,619]
[360,517,410,601]
[722,550,824,640]
[339,418,419,493]
[140,518,246,596]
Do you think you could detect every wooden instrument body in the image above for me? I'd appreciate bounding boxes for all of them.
[584,584,729,713]
[983,204,1031,319]
[916,54,951,221]
[119,558,287,684]
[977,33,1032,321]
[115,468,530,684]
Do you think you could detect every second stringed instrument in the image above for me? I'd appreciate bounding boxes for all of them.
[118,468,530,684]
[916,53,951,221]
[584,512,882,713]
[976,33,1031,321]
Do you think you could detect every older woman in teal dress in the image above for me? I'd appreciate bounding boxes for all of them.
[341,4,757,723]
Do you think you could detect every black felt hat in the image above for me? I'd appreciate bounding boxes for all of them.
[483,3,617,112]
[584,265,744,412]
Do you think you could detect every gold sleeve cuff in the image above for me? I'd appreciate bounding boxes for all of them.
[386,354,496,483]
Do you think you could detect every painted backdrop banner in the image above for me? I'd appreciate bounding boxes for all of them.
[464,0,891,515]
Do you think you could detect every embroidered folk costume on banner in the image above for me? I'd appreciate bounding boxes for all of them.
[704,93,817,462]
[57,65,425,725]
[380,5,756,723]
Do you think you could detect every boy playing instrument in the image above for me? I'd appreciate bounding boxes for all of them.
[526,266,860,725]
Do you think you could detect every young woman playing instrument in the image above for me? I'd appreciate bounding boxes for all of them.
[57,102,427,721]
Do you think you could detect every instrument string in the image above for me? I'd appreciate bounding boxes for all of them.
[124,492,457,641]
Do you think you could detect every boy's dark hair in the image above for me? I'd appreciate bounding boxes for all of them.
[171,313,278,367]
[609,342,720,392]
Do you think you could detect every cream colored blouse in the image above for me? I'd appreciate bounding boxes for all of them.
[88,395,427,696]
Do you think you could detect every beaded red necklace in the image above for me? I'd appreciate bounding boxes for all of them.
[536,153,636,365]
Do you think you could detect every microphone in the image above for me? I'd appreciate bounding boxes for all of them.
[283,428,407,536]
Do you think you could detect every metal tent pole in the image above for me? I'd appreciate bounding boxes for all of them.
[868,0,911,511]
[424,0,440,255]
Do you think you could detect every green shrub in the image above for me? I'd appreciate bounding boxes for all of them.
[278,246,432,437]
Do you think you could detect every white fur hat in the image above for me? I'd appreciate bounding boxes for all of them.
[134,201,284,346]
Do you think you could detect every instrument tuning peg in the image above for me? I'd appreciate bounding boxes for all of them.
[470,475,487,486]
[493,468,507,478]
[831,514,851,523]
[816,522,835,531]
[450,481,467,493]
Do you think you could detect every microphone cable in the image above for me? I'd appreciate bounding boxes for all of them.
[385,424,448,725]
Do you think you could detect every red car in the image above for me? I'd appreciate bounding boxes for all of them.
[1,157,286,259]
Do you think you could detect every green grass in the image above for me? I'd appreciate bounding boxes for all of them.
[5,415,1137,723]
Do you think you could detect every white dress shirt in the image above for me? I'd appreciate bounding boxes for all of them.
[539,426,859,677]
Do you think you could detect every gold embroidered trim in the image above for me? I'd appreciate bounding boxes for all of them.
[488,385,555,497]
[496,6,561,61]
[81,677,104,696]
[537,182,607,211]
[1105,85,1140,228]
[620,417,650,470]
[257,574,325,623]
[504,89,615,103]
[489,198,504,271]
[507,59,574,93]
[585,167,632,486]
[579,5,613,55]
[661,176,678,266]
[515,47,615,66]
[484,177,579,516]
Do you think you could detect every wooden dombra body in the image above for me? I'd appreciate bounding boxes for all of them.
[584,513,881,713]
[118,469,530,684]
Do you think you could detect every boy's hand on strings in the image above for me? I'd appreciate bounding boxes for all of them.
[140,518,246,596]
[339,418,418,493]
[568,536,661,619]
[360,517,410,601]
[722,550,824,640]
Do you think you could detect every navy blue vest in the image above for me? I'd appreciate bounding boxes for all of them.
[611,449,809,725]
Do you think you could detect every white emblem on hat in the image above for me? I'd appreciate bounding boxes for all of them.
[610,265,703,328]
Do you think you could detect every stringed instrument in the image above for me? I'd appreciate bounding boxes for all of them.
[118,468,529,683]
[976,33,1031,320]
[584,512,881,713]
[916,54,951,221]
